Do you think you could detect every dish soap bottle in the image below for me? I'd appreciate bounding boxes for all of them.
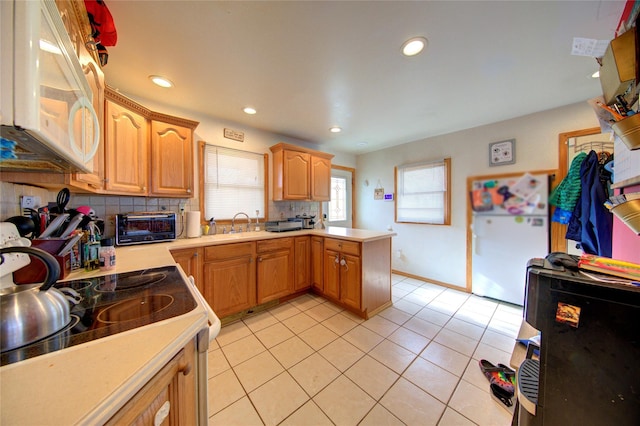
[208,218,216,235]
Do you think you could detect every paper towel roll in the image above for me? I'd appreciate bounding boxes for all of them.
[186,211,201,238]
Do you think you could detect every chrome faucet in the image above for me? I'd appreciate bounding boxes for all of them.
[231,212,251,233]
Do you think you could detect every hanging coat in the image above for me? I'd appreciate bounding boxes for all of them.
[565,150,612,257]
[549,151,587,224]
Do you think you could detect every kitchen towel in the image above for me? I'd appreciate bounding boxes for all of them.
[186,211,201,238]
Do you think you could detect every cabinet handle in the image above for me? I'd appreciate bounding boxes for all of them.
[333,255,339,268]
[340,257,349,271]
[258,257,263,262]
[180,362,192,376]
[187,188,192,193]
[193,252,198,257]
[154,400,171,426]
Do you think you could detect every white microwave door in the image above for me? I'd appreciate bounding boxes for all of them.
[13,0,98,168]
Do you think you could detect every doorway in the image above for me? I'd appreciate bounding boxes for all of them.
[322,166,354,228]
[550,127,613,253]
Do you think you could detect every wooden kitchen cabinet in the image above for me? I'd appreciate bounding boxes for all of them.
[321,237,392,318]
[171,248,203,295]
[149,114,197,197]
[203,242,256,318]
[55,0,105,190]
[293,236,311,291]
[257,238,293,303]
[311,236,324,291]
[270,143,334,201]
[323,238,361,310]
[106,339,197,426]
[104,92,149,194]
[311,155,332,200]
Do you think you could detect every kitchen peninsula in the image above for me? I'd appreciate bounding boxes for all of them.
[0,226,394,424]
[165,226,395,320]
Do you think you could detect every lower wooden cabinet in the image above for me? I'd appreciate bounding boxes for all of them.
[106,340,196,426]
[171,248,203,294]
[256,238,293,303]
[294,236,311,291]
[203,242,256,318]
[311,236,324,292]
[170,234,391,320]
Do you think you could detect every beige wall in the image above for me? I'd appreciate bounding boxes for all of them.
[355,101,601,289]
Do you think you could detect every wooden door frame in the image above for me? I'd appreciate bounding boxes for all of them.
[550,127,601,253]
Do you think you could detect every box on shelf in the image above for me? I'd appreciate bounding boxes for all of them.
[599,27,636,105]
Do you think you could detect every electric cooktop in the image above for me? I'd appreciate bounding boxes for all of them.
[1,265,197,367]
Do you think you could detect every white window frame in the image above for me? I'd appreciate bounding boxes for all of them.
[395,157,451,225]
[199,142,267,221]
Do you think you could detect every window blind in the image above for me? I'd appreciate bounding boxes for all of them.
[203,145,265,220]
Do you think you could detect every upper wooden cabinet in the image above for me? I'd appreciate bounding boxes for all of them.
[270,143,334,201]
[149,114,195,197]
[104,93,149,194]
[103,87,199,197]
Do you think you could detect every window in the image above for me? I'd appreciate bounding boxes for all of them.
[200,143,267,220]
[395,157,451,225]
[328,176,347,222]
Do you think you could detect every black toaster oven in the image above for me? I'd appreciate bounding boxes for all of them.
[115,212,176,245]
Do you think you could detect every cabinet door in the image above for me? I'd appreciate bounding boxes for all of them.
[106,340,196,426]
[323,249,340,300]
[104,100,149,194]
[203,256,255,318]
[293,236,310,291]
[171,248,202,295]
[311,236,324,291]
[283,150,310,199]
[257,249,292,303]
[311,155,331,201]
[70,50,105,190]
[150,121,193,197]
[339,254,361,310]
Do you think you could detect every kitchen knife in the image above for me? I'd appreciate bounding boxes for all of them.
[39,213,69,238]
[57,233,83,256]
[58,213,84,239]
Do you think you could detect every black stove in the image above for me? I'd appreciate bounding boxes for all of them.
[1,265,197,366]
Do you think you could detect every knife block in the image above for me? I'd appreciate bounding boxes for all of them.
[12,238,72,284]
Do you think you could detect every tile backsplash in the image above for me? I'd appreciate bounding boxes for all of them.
[2,182,323,238]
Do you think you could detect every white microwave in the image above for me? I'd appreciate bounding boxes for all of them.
[0,0,99,173]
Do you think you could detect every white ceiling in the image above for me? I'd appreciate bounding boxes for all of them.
[102,0,626,155]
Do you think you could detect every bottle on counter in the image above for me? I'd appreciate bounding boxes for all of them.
[99,238,116,271]
[208,217,216,235]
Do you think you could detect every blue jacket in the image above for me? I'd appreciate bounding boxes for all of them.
[565,150,612,257]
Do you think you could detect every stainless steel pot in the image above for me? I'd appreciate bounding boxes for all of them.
[0,246,70,352]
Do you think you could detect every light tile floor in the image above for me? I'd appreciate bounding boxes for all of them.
[207,274,523,425]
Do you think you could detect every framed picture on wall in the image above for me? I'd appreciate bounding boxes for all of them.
[489,139,515,166]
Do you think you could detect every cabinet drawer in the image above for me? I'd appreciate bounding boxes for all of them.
[205,242,254,261]
[257,237,293,253]
[324,238,360,256]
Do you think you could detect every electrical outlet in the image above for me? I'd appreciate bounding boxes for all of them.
[21,196,38,209]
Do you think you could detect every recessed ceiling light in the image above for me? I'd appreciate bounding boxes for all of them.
[357,142,368,147]
[330,126,342,133]
[401,37,428,56]
[149,75,174,88]
[243,107,257,115]
[591,70,600,78]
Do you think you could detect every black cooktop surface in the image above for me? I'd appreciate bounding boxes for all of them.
[1,265,197,366]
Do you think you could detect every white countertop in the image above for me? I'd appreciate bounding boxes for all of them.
[0,227,394,424]
[0,266,209,425]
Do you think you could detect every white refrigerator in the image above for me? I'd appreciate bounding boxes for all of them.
[471,172,549,305]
